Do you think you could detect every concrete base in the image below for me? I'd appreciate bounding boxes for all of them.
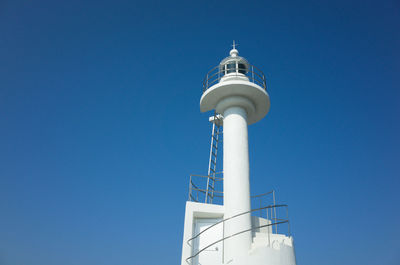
[181,202,297,265]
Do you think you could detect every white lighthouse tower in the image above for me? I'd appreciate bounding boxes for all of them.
[181,44,296,265]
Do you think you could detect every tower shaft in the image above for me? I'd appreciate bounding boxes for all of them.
[223,106,252,261]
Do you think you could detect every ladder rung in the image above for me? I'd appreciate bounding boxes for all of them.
[212,144,218,149]
[211,160,216,165]
[212,151,217,157]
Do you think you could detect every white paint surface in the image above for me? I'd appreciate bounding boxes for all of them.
[222,106,252,262]
[200,79,270,125]
[180,201,224,265]
[193,219,223,265]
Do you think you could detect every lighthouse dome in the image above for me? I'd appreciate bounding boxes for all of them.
[219,48,250,75]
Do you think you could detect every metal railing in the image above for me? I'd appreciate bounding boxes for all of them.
[251,190,278,233]
[185,204,290,264]
[202,63,267,93]
[188,173,223,204]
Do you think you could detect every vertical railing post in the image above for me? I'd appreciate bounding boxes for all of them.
[236,61,238,76]
[286,207,290,236]
[263,74,266,90]
[222,221,225,264]
[252,65,255,83]
[188,176,192,201]
[273,190,277,234]
[206,73,209,91]
[205,176,209,203]
[270,208,273,233]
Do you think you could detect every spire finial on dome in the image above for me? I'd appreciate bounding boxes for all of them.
[230,40,239,57]
[232,40,237,49]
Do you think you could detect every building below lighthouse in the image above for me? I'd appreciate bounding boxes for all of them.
[181,45,297,265]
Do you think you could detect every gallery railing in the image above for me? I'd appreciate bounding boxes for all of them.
[202,63,267,93]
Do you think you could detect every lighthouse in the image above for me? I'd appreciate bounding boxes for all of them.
[181,44,297,265]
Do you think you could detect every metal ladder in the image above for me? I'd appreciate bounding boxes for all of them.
[205,113,223,203]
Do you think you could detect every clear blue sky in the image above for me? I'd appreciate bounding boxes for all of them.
[1,0,399,264]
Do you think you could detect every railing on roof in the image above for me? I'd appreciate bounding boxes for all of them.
[188,175,277,210]
[188,173,224,205]
[202,63,267,93]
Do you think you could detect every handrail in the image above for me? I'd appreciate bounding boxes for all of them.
[187,204,288,247]
[188,176,274,204]
[190,182,200,190]
[252,190,277,233]
[188,173,224,203]
[202,67,264,89]
[202,63,267,92]
[186,217,289,264]
[251,190,274,198]
[190,173,224,181]
[190,187,223,195]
